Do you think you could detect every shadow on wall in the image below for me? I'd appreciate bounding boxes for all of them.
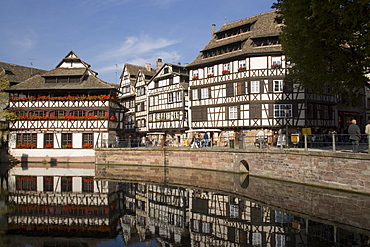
[21,154,28,169]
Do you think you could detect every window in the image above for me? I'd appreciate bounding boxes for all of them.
[61,176,72,192]
[44,133,53,148]
[90,110,105,117]
[71,110,85,117]
[223,63,230,71]
[62,133,72,148]
[16,176,37,191]
[17,133,37,148]
[43,176,53,192]
[31,111,46,117]
[82,177,94,192]
[236,82,245,95]
[193,89,199,100]
[53,110,65,117]
[272,57,282,67]
[201,88,209,99]
[274,104,292,118]
[83,133,93,147]
[252,232,262,246]
[238,60,246,69]
[168,93,173,103]
[229,106,238,119]
[273,80,283,92]
[251,81,260,93]
[207,67,214,76]
[15,111,27,117]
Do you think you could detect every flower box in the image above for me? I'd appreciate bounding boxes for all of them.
[271,64,282,69]
[222,70,230,75]
[207,74,214,78]
[83,143,93,148]
[238,67,246,72]
[192,75,199,80]
[45,144,53,149]
[62,143,72,149]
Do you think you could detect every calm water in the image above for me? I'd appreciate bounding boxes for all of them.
[0,166,370,247]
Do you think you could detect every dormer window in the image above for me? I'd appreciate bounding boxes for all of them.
[252,36,280,47]
[203,41,243,58]
[163,68,169,74]
[215,22,255,40]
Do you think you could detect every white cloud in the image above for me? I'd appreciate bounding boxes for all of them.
[96,34,180,62]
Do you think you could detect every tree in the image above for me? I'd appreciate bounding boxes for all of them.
[0,70,16,121]
[273,0,370,103]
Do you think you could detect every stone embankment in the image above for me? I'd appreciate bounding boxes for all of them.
[95,147,370,195]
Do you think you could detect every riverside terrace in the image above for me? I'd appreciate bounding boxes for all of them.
[95,134,370,195]
[113,133,370,154]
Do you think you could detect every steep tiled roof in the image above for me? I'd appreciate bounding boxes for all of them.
[42,68,87,77]
[0,62,46,85]
[6,74,117,91]
[187,10,282,67]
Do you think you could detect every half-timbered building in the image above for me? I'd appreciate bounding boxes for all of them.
[186,10,338,138]
[118,62,157,137]
[147,62,189,140]
[6,51,126,162]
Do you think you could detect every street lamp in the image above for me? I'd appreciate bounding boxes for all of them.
[284,106,290,148]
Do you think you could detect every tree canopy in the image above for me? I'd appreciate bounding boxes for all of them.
[0,70,16,121]
[273,0,370,102]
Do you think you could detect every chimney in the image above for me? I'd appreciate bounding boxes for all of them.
[212,24,216,36]
[145,63,151,71]
[156,58,163,69]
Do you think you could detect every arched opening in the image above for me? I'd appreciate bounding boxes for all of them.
[239,160,249,173]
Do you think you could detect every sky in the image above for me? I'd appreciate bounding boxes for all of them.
[0,0,276,84]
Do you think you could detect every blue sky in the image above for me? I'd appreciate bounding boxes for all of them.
[0,0,275,84]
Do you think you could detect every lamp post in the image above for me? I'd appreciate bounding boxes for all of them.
[284,107,290,148]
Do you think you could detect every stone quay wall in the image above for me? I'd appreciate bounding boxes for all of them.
[95,147,370,194]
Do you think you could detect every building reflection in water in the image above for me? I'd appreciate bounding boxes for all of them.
[3,164,370,246]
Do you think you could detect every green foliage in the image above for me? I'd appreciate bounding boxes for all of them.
[273,0,370,102]
[0,70,10,120]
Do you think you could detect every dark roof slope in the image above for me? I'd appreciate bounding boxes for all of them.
[6,73,117,92]
[0,62,46,85]
[187,10,282,67]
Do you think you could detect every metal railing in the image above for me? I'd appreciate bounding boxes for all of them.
[110,134,370,154]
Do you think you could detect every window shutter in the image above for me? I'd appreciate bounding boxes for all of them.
[268,80,273,93]
[226,83,234,97]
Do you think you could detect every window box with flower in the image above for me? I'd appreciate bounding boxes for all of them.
[238,67,247,72]
[45,144,53,149]
[222,70,230,75]
[83,143,93,148]
[62,143,72,149]
[192,75,199,80]
[16,144,36,149]
[207,74,214,78]
[271,64,282,69]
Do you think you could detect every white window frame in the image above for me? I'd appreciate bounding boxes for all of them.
[238,60,246,68]
[193,89,199,100]
[223,63,230,71]
[273,80,283,92]
[201,88,209,99]
[207,66,214,75]
[274,104,292,118]
[272,57,282,66]
[229,106,238,119]
[251,81,260,93]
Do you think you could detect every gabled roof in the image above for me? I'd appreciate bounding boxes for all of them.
[150,63,188,81]
[0,62,46,85]
[187,10,282,68]
[120,63,156,80]
[6,51,117,92]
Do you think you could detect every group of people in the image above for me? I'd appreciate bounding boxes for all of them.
[190,133,209,148]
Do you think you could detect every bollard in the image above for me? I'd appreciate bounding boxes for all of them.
[332,133,336,152]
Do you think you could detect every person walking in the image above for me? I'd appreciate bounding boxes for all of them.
[348,119,361,153]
